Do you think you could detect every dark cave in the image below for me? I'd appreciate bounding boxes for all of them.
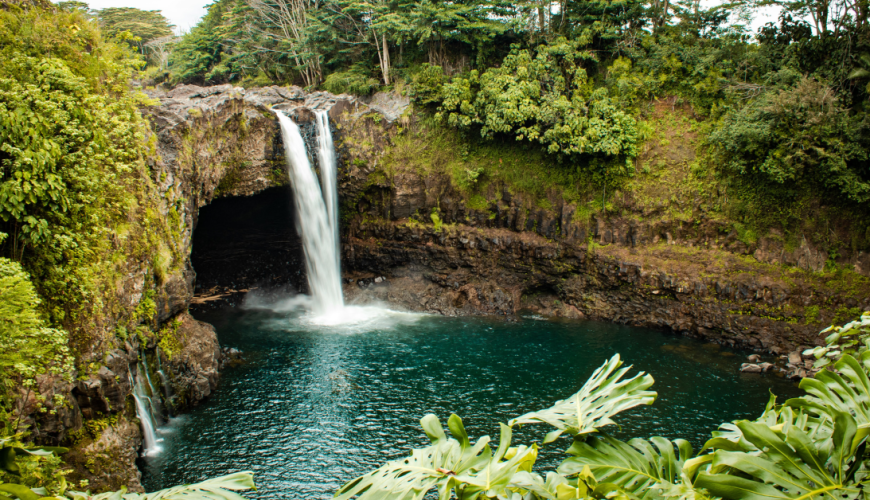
[190,186,306,307]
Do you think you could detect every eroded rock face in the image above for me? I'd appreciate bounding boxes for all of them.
[162,313,221,410]
[342,218,869,354]
[326,109,869,353]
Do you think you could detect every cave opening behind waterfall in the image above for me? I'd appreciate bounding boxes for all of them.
[190,187,306,308]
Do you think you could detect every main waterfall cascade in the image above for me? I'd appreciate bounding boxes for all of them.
[270,109,413,325]
[274,111,344,317]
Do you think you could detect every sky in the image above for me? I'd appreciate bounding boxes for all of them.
[54,0,209,34]
[54,0,782,36]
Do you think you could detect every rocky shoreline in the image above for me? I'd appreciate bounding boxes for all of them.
[340,220,857,355]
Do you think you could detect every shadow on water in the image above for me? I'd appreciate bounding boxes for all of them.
[140,307,801,499]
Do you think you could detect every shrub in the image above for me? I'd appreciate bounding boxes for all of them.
[322,64,380,96]
[710,77,870,204]
[0,257,72,414]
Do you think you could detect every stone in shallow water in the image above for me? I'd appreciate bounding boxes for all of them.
[740,363,763,373]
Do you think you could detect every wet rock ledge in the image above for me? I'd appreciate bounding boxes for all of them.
[343,221,870,355]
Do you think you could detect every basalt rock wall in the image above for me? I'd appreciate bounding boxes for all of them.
[344,221,870,354]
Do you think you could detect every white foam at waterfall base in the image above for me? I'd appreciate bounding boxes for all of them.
[243,287,421,329]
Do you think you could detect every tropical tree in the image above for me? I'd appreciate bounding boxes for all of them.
[96,7,174,57]
[247,0,324,87]
[404,0,507,68]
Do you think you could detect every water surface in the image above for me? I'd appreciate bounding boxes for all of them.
[141,307,800,498]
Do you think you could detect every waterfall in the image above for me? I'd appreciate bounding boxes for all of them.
[274,111,344,316]
[132,374,162,457]
[157,368,172,417]
[314,110,341,282]
[155,348,172,413]
[140,357,163,424]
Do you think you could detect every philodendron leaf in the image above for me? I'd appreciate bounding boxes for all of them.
[451,424,539,498]
[0,448,18,475]
[510,471,588,500]
[0,484,41,500]
[509,355,656,440]
[787,354,870,431]
[558,435,694,500]
[67,472,256,500]
[695,410,865,500]
[335,414,493,500]
[705,402,833,454]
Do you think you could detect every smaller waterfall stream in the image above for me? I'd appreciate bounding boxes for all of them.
[141,356,162,422]
[314,110,341,283]
[132,373,162,457]
[155,348,173,410]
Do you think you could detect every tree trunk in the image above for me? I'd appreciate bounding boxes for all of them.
[382,33,391,85]
[660,0,670,26]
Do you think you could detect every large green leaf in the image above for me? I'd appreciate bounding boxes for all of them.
[335,415,542,500]
[66,472,255,500]
[510,471,588,500]
[558,435,694,499]
[450,424,538,499]
[705,400,833,454]
[0,484,41,500]
[787,355,870,431]
[335,414,494,500]
[0,436,68,476]
[695,410,866,500]
[509,355,657,442]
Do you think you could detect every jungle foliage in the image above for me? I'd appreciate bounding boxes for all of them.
[0,1,165,331]
[0,2,177,463]
[165,0,870,219]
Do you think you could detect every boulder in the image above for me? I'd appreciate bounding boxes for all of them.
[740,363,763,373]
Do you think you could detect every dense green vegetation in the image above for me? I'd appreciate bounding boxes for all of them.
[0,0,176,347]
[164,0,870,244]
[0,0,177,482]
